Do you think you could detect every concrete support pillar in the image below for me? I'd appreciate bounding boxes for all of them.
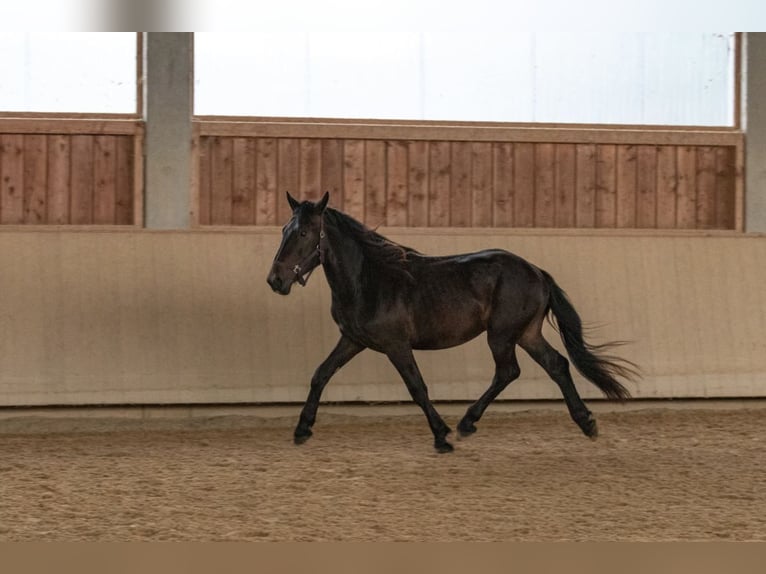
[143,33,193,229]
[745,33,766,232]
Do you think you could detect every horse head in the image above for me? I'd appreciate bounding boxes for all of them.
[267,191,329,295]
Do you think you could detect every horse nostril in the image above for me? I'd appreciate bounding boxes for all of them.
[267,274,283,291]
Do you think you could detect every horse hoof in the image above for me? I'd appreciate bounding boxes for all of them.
[293,429,313,445]
[457,421,477,439]
[435,441,454,454]
[584,418,599,441]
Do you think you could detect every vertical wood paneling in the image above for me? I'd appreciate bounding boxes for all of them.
[23,134,48,224]
[1,134,25,223]
[114,135,134,225]
[197,136,212,225]
[386,141,409,226]
[676,146,697,229]
[428,141,451,226]
[492,143,514,227]
[299,139,322,202]
[554,144,576,227]
[534,143,556,227]
[1,132,137,226]
[471,142,493,227]
[407,141,429,227]
[715,146,736,229]
[342,140,365,221]
[575,144,596,227]
[595,145,617,228]
[93,135,117,224]
[47,135,71,224]
[255,138,277,225]
[365,140,386,225]
[232,138,256,225]
[636,145,657,228]
[193,135,741,231]
[277,138,300,223]
[69,135,94,225]
[321,139,344,208]
[695,146,717,229]
[656,145,678,228]
[450,141,472,227]
[210,136,234,225]
[132,131,143,227]
[616,144,637,228]
[513,143,535,227]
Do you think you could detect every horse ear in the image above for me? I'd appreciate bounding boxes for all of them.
[316,191,329,213]
[286,192,300,211]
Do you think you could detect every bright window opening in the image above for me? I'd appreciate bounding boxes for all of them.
[0,32,138,114]
[194,31,736,126]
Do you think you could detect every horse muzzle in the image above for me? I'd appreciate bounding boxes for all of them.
[266,269,293,295]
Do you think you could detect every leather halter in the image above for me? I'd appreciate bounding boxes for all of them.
[292,221,325,286]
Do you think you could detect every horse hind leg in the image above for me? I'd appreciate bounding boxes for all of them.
[519,326,598,439]
[457,336,521,438]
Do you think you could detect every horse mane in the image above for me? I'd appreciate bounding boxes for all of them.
[324,208,419,280]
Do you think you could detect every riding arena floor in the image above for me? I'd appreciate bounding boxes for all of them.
[1,401,764,542]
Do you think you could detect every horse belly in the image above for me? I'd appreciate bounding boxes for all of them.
[411,298,489,350]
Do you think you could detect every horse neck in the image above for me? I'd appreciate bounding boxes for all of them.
[320,217,366,299]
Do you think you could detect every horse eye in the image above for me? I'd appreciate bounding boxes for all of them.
[300,230,307,237]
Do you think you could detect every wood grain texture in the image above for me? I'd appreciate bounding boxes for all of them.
[232,138,256,225]
[256,138,278,226]
[676,146,697,229]
[0,132,135,226]
[695,146,717,229]
[386,140,409,226]
[115,135,135,225]
[513,143,535,227]
[616,145,637,228]
[715,146,736,229]
[534,143,556,227]
[656,145,678,229]
[22,134,48,224]
[1,134,25,223]
[554,144,576,228]
[46,135,71,224]
[407,141,429,227]
[69,135,94,225]
[595,145,617,228]
[342,140,365,222]
[492,143,514,227]
[93,136,117,224]
[471,142,493,227]
[575,144,597,228]
[636,145,658,228]
[429,141,451,227]
[192,135,740,231]
[364,140,386,226]
[450,141,472,227]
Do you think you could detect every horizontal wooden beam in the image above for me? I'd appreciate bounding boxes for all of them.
[0,117,144,136]
[196,119,743,146]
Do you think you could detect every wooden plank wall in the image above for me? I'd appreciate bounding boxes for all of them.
[0,119,142,225]
[197,135,740,230]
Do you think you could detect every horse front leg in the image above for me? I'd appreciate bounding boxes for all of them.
[386,347,453,453]
[294,335,364,445]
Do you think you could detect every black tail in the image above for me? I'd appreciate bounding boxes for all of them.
[541,271,638,400]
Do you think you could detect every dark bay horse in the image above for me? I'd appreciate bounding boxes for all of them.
[267,192,638,453]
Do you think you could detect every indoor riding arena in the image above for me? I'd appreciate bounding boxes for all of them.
[1,31,765,543]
